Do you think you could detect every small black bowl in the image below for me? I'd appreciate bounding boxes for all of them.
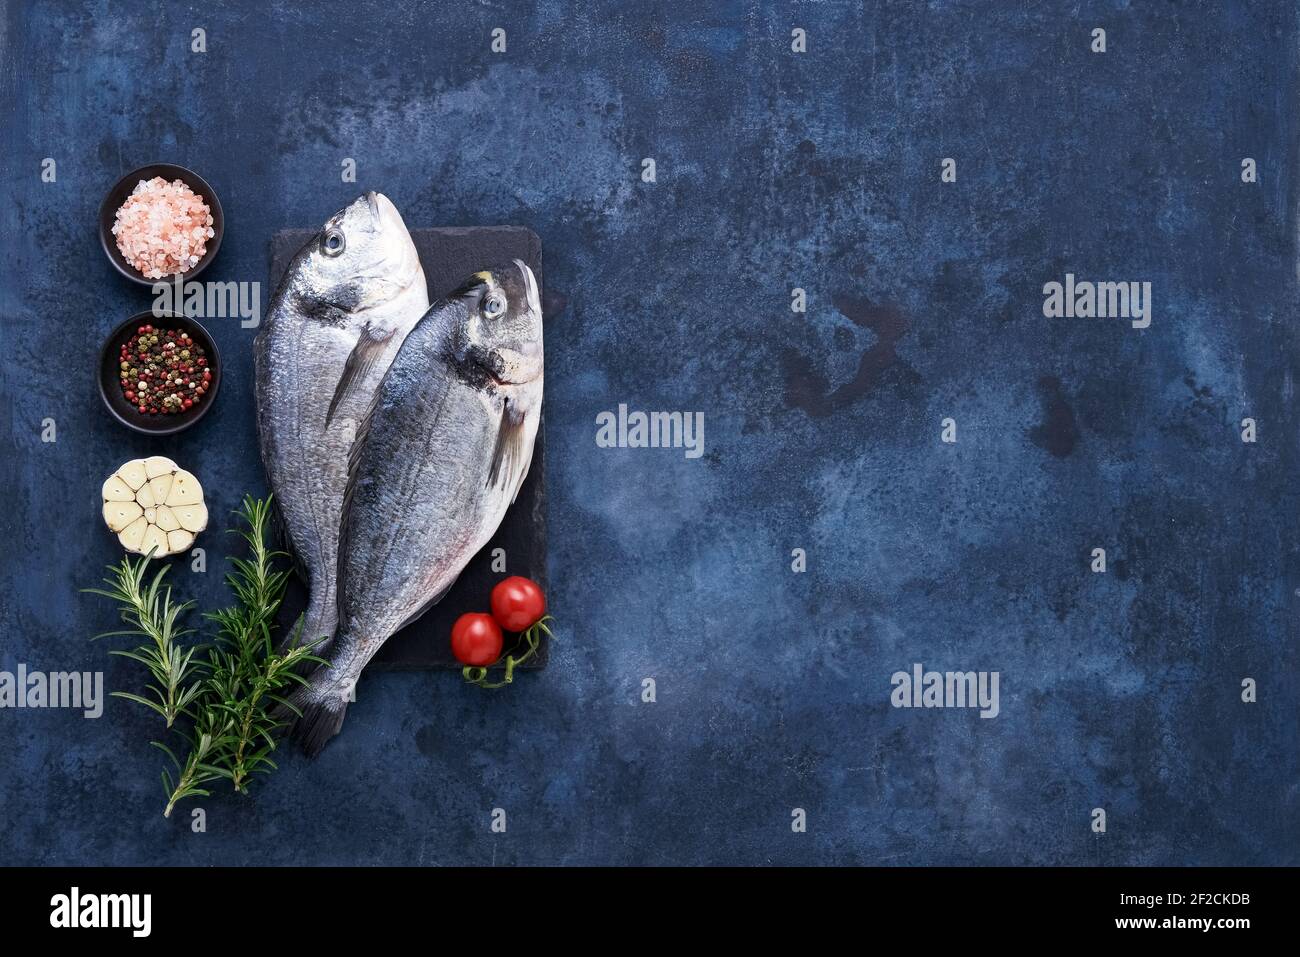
[99,164,224,286]
[99,312,221,435]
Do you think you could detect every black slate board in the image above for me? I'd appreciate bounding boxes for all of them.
[268,227,547,670]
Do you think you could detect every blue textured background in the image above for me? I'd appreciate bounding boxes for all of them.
[1,0,1296,865]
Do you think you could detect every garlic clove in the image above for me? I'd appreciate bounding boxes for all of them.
[140,523,168,558]
[136,481,157,509]
[102,474,135,502]
[144,456,178,479]
[165,470,203,507]
[172,502,208,533]
[118,515,148,551]
[154,505,180,532]
[166,529,194,553]
[118,459,149,490]
[104,500,144,532]
[148,473,173,505]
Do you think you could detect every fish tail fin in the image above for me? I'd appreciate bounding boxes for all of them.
[284,667,352,758]
[293,694,349,758]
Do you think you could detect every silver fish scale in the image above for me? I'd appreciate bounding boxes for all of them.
[254,310,360,645]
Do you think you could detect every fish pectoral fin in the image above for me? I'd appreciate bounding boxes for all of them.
[327,322,395,427]
[509,456,533,505]
[487,399,529,495]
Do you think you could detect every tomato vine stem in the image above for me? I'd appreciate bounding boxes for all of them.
[462,616,554,690]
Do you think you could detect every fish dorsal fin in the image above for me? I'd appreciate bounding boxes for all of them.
[326,322,395,427]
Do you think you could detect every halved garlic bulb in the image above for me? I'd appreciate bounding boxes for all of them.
[102,456,207,556]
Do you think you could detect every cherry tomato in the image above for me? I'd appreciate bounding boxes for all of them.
[450,613,503,666]
[490,576,547,632]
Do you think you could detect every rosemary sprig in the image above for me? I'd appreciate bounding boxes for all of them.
[462,615,554,689]
[87,494,325,817]
[83,553,205,727]
[199,496,323,793]
[156,707,232,818]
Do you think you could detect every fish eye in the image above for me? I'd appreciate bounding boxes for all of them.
[483,294,506,319]
[322,227,346,257]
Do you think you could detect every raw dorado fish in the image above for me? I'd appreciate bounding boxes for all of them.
[291,260,544,755]
[254,192,429,658]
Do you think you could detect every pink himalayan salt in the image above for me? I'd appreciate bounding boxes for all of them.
[111,177,214,279]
